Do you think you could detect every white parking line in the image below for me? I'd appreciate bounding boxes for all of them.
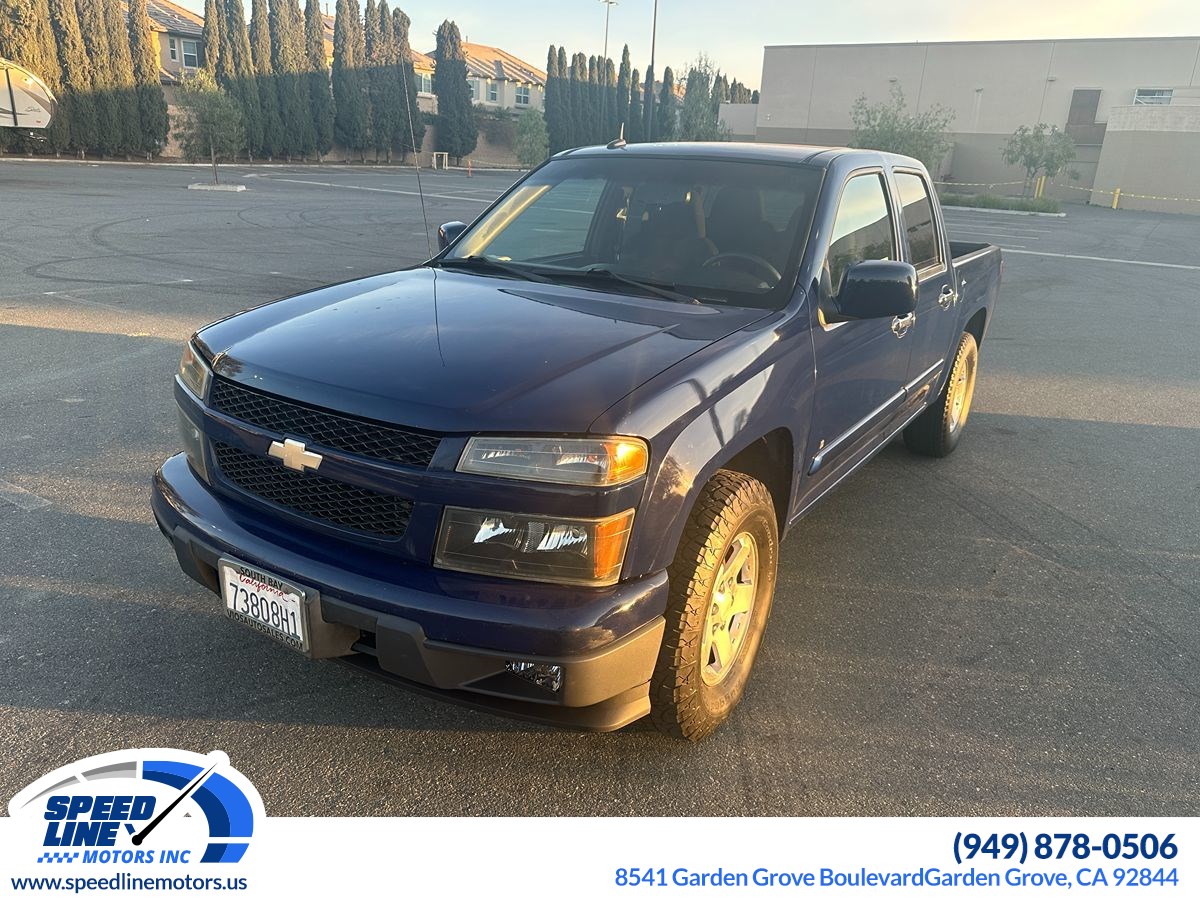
[949,226,1046,238]
[264,176,493,204]
[1003,249,1200,271]
[0,479,52,512]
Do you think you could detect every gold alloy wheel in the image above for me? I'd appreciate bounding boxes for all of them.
[948,341,979,433]
[700,532,759,686]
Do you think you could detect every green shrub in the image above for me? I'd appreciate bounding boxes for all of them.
[939,193,1060,213]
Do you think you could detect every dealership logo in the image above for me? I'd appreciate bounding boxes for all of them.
[7,749,263,866]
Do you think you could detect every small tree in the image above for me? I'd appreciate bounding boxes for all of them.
[515,108,548,168]
[1002,124,1076,195]
[176,70,245,183]
[850,84,953,173]
[677,57,723,142]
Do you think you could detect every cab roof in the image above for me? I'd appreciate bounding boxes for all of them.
[557,141,921,171]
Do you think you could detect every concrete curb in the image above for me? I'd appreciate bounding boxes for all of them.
[942,204,1067,218]
[188,182,246,192]
[1,156,523,175]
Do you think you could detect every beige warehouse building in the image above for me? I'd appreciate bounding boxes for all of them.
[728,36,1200,213]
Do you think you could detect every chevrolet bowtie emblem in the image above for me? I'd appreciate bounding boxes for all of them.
[268,438,323,473]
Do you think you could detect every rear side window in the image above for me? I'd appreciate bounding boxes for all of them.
[826,173,896,295]
[894,172,942,272]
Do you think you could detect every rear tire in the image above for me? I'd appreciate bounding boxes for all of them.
[650,470,778,741]
[904,331,979,458]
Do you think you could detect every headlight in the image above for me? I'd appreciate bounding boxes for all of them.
[434,507,635,586]
[178,340,212,400]
[457,436,648,486]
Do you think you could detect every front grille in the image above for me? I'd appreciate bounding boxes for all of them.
[213,442,413,538]
[210,377,440,468]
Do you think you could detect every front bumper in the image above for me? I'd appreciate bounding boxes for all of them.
[152,453,668,731]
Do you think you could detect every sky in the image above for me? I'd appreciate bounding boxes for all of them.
[176,1,1200,91]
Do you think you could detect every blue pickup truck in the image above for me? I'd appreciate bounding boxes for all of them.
[153,143,1000,740]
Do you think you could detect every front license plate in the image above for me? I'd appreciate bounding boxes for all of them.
[219,558,310,653]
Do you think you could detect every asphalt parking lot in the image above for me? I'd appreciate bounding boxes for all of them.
[1,160,1197,816]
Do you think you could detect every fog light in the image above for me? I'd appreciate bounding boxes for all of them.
[177,406,209,482]
[506,661,563,693]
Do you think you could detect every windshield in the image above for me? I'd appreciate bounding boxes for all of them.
[444,155,822,308]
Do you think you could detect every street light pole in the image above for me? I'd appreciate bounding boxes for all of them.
[599,0,618,61]
[646,0,658,140]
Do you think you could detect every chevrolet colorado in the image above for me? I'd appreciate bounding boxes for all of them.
[153,142,1001,740]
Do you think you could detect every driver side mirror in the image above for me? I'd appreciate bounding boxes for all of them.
[437,221,467,252]
[829,260,918,322]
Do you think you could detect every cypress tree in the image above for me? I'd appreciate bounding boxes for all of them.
[367,0,402,162]
[76,0,121,155]
[587,55,599,144]
[220,0,264,158]
[128,0,169,155]
[642,65,655,142]
[604,58,618,143]
[393,8,424,157]
[570,52,588,147]
[627,67,642,143]
[556,46,570,148]
[657,66,676,141]
[105,0,141,154]
[45,0,94,153]
[544,45,562,154]
[432,20,476,162]
[271,0,314,160]
[332,0,368,159]
[710,72,730,115]
[615,45,631,139]
[304,0,334,157]
[203,0,223,74]
[250,0,284,157]
[362,0,379,157]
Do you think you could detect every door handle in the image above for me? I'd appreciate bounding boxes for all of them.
[891,311,916,337]
[938,285,957,310]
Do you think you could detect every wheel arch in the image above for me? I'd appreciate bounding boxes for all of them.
[964,307,988,347]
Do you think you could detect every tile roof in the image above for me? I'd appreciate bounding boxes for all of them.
[424,43,546,86]
[140,0,204,38]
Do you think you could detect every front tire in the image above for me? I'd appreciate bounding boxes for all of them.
[650,470,778,741]
[904,330,979,458]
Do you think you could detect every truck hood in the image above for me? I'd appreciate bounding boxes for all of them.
[197,268,771,433]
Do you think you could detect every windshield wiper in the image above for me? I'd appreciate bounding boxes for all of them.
[427,256,552,283]
[561,267,700,304]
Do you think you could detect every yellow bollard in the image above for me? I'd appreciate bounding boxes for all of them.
[1111,188,1121,210]
[1034,175,1045,199]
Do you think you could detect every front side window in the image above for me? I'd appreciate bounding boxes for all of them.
[468,79,479,101]
[893,172,941,273]
[168,37,177,61]
[182,40,199,69]
[419,73,432,93]
[446,155,822,309]
[825,173,896,296]
[487,81,498,102]
[516,85,531,105]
